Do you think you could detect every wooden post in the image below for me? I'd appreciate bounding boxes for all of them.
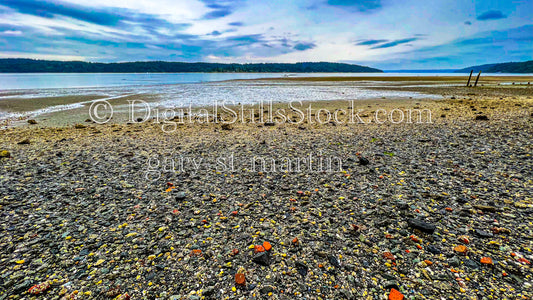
[466,70,473,87]
[474,71,481,87]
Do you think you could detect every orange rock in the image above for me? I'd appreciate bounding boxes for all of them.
[454,245,467,254]
[235,273,246,286]
[424,260,433,266]
[388,288,404,300]
[292,237,299,245]
[254,245,265,253]
[518,257,531,265]
[263,241,272,251]
[480,257,493,265]
[383,252,395,260]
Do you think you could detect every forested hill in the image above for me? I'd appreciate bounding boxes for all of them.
[0,59,383,73]
[455,60,533,73]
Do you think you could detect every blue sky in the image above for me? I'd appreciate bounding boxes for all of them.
[0,0,531,69]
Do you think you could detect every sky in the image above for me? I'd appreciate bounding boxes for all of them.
[0,0,531,69]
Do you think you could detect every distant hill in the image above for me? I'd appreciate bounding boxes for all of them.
[0,59,382,73]
[455,60,533,73]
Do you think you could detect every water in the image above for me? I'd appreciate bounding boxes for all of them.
[0,72,530,90]
[1,72,526,122]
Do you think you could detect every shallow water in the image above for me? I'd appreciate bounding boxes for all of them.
[0,79,444,122]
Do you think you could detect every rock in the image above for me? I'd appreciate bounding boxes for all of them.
[473,205,497,212]
[383,280,399,291]
[264,122,275,126]
[221,123,233,130]
[17,139,30,145]
[0,150,11,158]
[252,251,270,266]
[475,229,493,238]
[74,124,87,129]
[475,115,489,120]
[27,119,38,124]
[388,288,404,300]
[358,156,370,166]
[175,191,186,200]
[260,286,274,294]
[427,245,441,254]
[407,218,436,234]
[328,255,341,268]
[448,257,461,267]
[295,261,308,277]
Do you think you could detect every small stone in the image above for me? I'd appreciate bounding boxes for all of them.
[454,245,467,255]
[17,139,30,145]
[475,115,489,121]
[388,288,404,300]
[176,191,186,200]
[358,156,370,166]
[264,121,275,126]
[0,150,11,158]
[480,257,493,265]
[427,245,441,254]
[221,123,233,130]
[475,229,493,238]
[407,218,436,234]
[473,205,497,212]
[27,119,37,124]
[295,261,308,277]
[252,251,270,266]
[74,124,87,129]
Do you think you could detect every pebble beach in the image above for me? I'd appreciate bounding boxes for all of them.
[0,78,532,299]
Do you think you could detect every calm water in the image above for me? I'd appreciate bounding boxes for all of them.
[1,72,529,90]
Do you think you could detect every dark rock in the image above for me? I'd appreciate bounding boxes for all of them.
[252,251,271,266]
[27,119,37,124]
[17,139,30,145]
[475,229,493,238]
[328,255,341,268]
[407,218,436,234]
[221,123,233,130]
[475,115,489,121]
[473,205,497,212]
[427,245,441,254]
[264,122,275,126]
[260,286,274,294]
[295,261,308,277]
[358,156,370,166]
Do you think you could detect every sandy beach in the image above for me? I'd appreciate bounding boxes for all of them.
[0,77,532,299]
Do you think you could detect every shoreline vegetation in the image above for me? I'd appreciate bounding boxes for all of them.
[0,59,382,73]
[0,77,532,299]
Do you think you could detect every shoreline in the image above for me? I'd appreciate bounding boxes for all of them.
[0,81,532,298]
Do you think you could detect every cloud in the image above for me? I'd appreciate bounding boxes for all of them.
[356,39,388,46]
[228,21,244,26]
[199,0,243,19]
[477,10,506,21]
[202,9,232,19]
[326,0,381,12]
[366,25,533,69]
[293,42,316,51]
[0,30,23,36]
[370,38,418,49]
[1,0,120,26]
